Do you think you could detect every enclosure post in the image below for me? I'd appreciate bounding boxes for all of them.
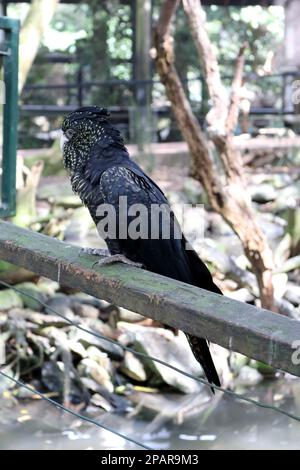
[133,0,152,151]
[0,17,19,218]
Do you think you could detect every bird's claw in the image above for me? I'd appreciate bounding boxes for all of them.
[81,247,143,269]
[93,254,143,269]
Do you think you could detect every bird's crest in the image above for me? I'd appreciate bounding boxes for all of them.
[62,106,110,130]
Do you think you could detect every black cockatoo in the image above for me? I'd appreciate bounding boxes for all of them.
[60,106,221,391]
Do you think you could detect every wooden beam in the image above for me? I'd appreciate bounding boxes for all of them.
[0,220,300,377]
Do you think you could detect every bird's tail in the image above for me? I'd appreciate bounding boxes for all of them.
[186,334,220,394]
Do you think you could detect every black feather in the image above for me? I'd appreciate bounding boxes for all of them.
[61,107,222,391]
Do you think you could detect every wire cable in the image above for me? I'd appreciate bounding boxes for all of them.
[1,279,300,424]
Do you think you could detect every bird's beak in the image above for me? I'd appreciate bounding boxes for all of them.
[60,133,69,152]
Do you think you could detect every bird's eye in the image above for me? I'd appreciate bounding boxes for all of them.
[65,129,76,140]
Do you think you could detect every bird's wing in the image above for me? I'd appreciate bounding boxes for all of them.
[99,165,167,205]
[98,165,218,290]
[98,166,188,273]
[99,165,221,389]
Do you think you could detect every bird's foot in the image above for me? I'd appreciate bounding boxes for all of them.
[80,247,109,257]
[81,247,143,269]
[96,254,143,268]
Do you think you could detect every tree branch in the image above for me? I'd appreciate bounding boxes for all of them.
[153,0,221,202]
[183,0,245,180]
[182,0,228,134]
[156,0,180,39]
[19,0,59,93]
[226,42,248,135]
[154,0,275,310]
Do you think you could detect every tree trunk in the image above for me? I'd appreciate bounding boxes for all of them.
[19,0,60,93]
[154,0,275,310]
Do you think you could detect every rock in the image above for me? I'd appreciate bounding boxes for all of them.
[274,234,292,267]
[16,282,48,312]
[45,294,74,320]
[74,322,123,360]
[84,317,115,340]
[15,381,42,399]
[90,393,113,411]
[285,206,300,256]
[266,173,293,190]
[69,293,105,310]
[72,303,99,320]
[12,308,70,328]
[80,377,104,393]
[71,297,119,326]
[0,289,23,311]
[117,322,203,394]
[27,330,52,354]
[40,325,69,345]
[272,273,288,301]
[100,304,120,327]
[284,284,300,306]
[78,358,114,393]
[68,340,87,358]
[117,330,136,347]
[180,206,209,246]
[200,240,259,296]
[229,353,249,374]
[119,308,145,323]
[291,308,300,321]
[0,331,8,364]
[41,361,63,393]
[257,216,285,240]
[277,185,299,210]
[235,365,263,387]
[37,279,60,296]
[86,346,111,371]
[208,213,235,236]
[250,184,277,203]
[120,351,147,382]
[182,178,203,204]
[81,377,131,412]
[279,255,300,274]
[277,298,297,317]
[226,288,254,303]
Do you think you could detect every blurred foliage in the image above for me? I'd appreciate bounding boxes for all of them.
[173,4,284,106]
[8,1,284,147]
[173,4,284,73]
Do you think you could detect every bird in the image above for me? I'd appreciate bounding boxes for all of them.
[60,105,222,392]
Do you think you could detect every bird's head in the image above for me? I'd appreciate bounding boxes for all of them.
[60,106,121,173]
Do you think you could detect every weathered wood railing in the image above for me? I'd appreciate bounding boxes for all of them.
[0,220,300,377]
